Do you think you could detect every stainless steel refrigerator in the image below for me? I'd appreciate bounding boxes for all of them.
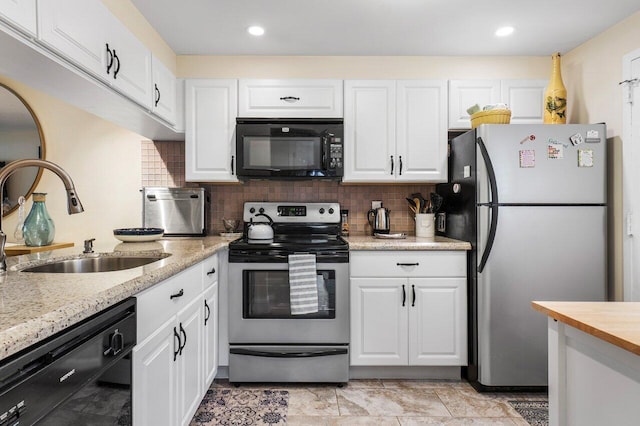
[437,124,607,390]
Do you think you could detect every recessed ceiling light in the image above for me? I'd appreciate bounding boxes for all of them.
[495,26,514,37]
[247,26,265,36]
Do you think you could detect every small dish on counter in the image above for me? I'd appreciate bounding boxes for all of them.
[220,232,243,240]
[113,228,164,242]
[374,232,407,239]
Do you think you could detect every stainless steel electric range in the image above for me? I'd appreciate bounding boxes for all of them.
[227,202,349,384]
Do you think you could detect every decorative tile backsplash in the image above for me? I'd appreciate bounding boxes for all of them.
[142,141,435,236]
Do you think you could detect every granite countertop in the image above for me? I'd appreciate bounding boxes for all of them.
[345,235,471,251]
[0,234,470,362]
[0,237,229,361]
[532,301,640,356]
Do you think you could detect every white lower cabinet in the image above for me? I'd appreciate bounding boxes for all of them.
[350,251,467,366]
[203,281,219,391]
[133,254,219,426]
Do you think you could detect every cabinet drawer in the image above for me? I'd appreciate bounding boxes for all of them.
[136,263,203,341]
[202,253,218,288]
[350,251,466,278]
[239,79,343,118]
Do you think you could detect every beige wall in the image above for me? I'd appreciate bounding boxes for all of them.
[564,11,640,300]
[0,75,145,246]
[178,55,549,79]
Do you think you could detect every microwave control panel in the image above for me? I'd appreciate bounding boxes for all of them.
[329,142,343,170]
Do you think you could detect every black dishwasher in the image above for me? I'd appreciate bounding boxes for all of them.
[0,298,136,425]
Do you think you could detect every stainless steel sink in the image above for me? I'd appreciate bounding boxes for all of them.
[21,255,170,273]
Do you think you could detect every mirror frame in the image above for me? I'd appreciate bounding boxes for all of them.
[0,82,46,217]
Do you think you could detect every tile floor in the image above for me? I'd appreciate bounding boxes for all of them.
[211,379,547,425]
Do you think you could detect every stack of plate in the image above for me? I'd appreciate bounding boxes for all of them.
[113,228,164,242]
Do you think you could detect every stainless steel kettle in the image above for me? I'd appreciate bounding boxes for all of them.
[368,206,390,235]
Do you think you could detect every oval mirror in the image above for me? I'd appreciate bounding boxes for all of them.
[0,83,45,217]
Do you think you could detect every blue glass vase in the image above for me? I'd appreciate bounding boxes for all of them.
[23,193,55,247]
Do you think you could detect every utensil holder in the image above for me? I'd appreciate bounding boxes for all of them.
[415,213,435,238]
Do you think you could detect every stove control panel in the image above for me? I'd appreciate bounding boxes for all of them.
[243,202,340,223]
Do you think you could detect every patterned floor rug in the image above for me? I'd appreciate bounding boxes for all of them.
[508,400,549,426]
[190,389,289,425]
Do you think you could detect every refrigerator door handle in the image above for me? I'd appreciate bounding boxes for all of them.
[477,136,499,273]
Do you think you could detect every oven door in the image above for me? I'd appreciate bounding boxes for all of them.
[228,262,349,344]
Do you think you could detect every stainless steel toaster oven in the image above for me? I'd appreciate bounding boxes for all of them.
[142,187,209,236]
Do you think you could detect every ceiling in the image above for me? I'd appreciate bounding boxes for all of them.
[130,0,640,56]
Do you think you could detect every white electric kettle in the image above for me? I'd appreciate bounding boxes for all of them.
[247,213,274,240]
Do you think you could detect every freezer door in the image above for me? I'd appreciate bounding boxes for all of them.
[476,124,606,204]
[476,205,606,387]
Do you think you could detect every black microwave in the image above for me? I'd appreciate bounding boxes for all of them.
[235,118,344,180]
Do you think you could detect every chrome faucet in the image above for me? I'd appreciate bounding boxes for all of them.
[0,159,84,273]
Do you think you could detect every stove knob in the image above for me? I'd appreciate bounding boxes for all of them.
[259,208,265,214]
[319,208,325,214]
[328,208,334,214]
[249,207,255,214]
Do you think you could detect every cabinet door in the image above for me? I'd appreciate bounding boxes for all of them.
[408,277,467,366]
[108,17,152,108]
[185,79,238,182]
[396,80,448,182]
[177,294,204,426]
[448,80,501,129]
[152,56,177,125]
[203,282,219,391]
[132,317,177,426]
[501,79,547,124]
[343,80,396,182]
[350,277,408,366]
[238,79,343,118]
[37,0,110,82]
[0,0,36,36]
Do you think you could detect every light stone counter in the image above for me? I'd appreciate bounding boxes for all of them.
[0,237,229,361]
[344,235,471,251]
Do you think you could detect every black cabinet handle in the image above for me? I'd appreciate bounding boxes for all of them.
[207,267,216,275]
[154,83,161,106]
[390,155,394,175]
[179,323,186,355]
[231,155,235,175]
[402,284,406,307]
[412,285,416,307]
[106,43,114,74]
[204,300,211,326]
[399,155,403,175]
[113,50,120,79]
[173,327,181,361]
[397,262,419,266]
[279,96,300,102]
[170,289,184,299]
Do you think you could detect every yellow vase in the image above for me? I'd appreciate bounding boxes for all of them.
[544,52,567,124]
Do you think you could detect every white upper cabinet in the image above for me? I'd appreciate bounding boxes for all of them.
[500,79,547,124]
[185,79,239,182]
[448,80,501,129]
[396,80,448,182]
[448,79,548,129]
[344,80,447,183]
[239,79,343,118]
[152,56,177,125]
[37,0,111,82]
[344,80,396,181]
[37,0,153,108]
[0,0,36,36]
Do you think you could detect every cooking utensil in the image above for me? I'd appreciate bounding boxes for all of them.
[429,192,443,213]
[406,197,418,214]
[411,193,429,213]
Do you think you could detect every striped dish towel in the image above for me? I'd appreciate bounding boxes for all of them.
[288,253,319,315]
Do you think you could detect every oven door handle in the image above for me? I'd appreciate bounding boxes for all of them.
[230,348,347,358]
